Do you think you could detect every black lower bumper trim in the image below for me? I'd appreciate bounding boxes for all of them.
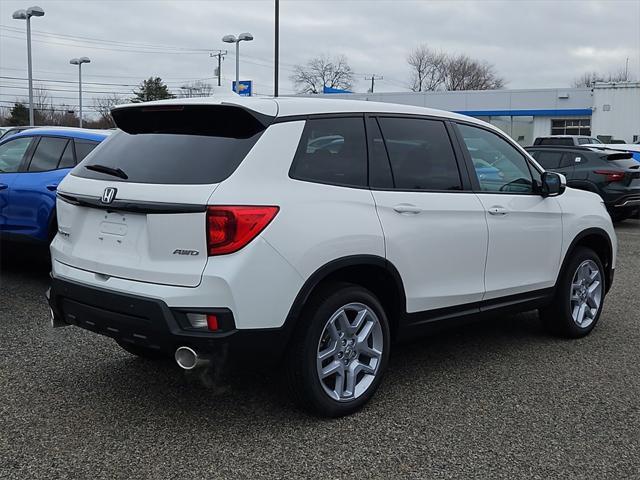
[47,277,288,359]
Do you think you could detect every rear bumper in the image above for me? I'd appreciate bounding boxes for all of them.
[47,276,290,359]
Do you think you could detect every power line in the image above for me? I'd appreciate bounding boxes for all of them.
[0,24,211,52]
[0,33,209,55]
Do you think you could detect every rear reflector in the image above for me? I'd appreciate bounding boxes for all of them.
[206,314,219,331]
[206,206,279,255]
[594,170,625,182]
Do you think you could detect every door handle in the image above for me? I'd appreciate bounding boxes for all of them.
[0,183,7,190]
[393,204,422,215]
[488,206,508,216]
[46,184,58,191]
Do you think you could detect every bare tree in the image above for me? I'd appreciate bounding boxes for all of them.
[443,54,505,91]
[407,44,446,92]
[291,54,354,94]
[93,94,127,128]
[179,81,214,98]
[407,47,505,92]
[573,70,635,88]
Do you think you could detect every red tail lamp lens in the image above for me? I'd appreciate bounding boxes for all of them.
[206,206,279,255]
[593,170,625,182]
[206,314,219,331]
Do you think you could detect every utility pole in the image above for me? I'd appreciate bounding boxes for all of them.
[210,50,227,87]
[624,57,629,81]
[274,0,280,97]
[365,74,383,93]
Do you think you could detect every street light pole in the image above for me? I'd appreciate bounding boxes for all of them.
[70,57,90,127]
[274,0,279,97]
[222,33,253,95]
[12,6,45,126]
[235,41,240,94]
[26,14,33,124]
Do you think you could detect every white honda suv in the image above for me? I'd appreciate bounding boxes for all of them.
[48,97,616,417]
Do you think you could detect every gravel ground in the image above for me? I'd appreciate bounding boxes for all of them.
[1,220,639,479]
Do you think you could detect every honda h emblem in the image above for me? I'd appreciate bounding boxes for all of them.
[101,187,117,204]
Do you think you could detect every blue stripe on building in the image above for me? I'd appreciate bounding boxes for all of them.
[454,109,593,117]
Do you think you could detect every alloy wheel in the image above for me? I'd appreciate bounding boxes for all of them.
[316,302,384,402]
[569,259,603,329]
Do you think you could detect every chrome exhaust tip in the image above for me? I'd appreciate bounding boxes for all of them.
[175,346,209,370]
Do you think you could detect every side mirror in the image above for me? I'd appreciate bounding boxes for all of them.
[541,171,566,197]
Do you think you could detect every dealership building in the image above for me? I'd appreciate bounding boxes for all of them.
[322,82,640,146]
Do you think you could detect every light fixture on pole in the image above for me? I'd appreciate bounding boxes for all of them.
[70,57,90,127]
[222,32,254,94]
[12,6,45,126]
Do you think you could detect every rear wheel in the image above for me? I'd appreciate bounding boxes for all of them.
[286,283,390,417]
[540,247,605,338]
[115,340,170,360]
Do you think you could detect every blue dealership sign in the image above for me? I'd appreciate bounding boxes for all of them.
[232,80,252,96]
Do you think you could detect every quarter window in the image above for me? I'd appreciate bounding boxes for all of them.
[0,137,32,173]
[458,123,535,193]
[29,137,68,172]
[377,117,462,191]
[290,117,367,187]
[58,141,75,168]
[74,139,99,162]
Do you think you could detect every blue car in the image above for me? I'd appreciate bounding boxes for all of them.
[0,127,109,243]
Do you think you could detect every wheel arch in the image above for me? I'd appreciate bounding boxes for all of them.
[559,228,614,293]
[284,255,407,341]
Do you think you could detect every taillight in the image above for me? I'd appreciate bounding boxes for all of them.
[206,206,279,255]
[594,170,625,182]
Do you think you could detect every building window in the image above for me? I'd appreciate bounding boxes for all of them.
[551,118,591,136]
[469,115,534,146]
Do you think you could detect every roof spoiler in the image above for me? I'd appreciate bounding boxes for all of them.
[111,104,275,138]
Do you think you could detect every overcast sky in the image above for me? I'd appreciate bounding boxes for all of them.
[1,0,639,116]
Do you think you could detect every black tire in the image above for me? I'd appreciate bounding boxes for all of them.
[286,282,391,417]
[539,247,606,338]
[115,340,170,360]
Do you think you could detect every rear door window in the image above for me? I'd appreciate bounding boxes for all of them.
[377,117,462,191]
[290,117,367,187]
[28,137,69,172]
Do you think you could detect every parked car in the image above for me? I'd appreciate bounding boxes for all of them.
[0,127,109,243]
[533,135,603,146]
[526,145,640,221]
[0,125,36,140]
[48,97,616,417]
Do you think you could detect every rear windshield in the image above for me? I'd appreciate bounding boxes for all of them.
[537,138,573,146]
[605,155,638,169]
[71,105,267,185]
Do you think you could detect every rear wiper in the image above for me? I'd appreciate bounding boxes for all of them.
[84,164,128,179]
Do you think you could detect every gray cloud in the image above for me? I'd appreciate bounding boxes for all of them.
[1,0,638,115]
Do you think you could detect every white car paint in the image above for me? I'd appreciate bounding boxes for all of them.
[51,96,616,330]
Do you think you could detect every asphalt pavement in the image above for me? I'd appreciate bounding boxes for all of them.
[1,220,639,479]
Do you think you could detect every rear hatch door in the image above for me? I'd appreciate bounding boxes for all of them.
[54,102,274,287]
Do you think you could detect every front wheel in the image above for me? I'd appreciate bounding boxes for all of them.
[286,283,391,417]
[540,247,606,338]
